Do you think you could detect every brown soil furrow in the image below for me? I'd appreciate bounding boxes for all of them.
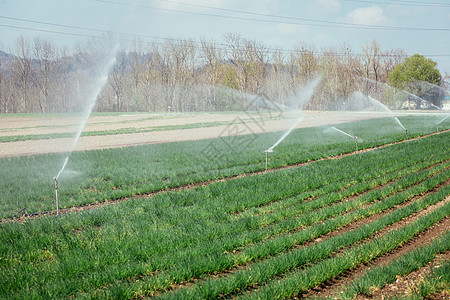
[4,130,449,224]
[300,195,450,300]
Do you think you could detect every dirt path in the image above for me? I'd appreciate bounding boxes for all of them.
[0,111,390,158]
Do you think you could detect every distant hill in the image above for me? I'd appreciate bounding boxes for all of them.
[0,51,14,61]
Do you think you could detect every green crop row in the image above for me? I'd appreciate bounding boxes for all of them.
[61,166,449,299]
[150,183,450,300]
[414,259,450,299]
[0,164,446,298]
[340,231,450,299]
[0,123,448,298]
[0,115,447,218]
[95,167,450,299]
[86,164,449,298]
[238,196,450,300]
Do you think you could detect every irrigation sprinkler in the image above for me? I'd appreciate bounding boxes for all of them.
[265,149,273,172]
[354,136,358,152]
[53,177,59,215]
[405,128,408,141]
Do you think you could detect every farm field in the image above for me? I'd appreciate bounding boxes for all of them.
[0,112,449,219]
[0,111,449,299]
[0,111,388,157]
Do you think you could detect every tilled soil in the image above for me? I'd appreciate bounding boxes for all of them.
[0,111,387,158]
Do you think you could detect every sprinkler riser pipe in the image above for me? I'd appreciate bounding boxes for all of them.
[53,177,59,215]
[265,151,268,172]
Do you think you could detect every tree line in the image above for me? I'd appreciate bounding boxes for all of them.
[0,34,419,113]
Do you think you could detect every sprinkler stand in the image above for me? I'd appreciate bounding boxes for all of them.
[405,128,408,141]
[53,177,59,215]
[265,149,273,172]
[354,136,358,152]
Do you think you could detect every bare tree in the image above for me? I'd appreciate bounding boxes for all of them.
[32,38,60,113]
[0,51,4,112]
[223,33,245,92]
[200,38,224,110]
[265,48,289,104]
[109,49,128,112]
[10,36,32,112]
[379,47,407,82]
[291,43,318,83]
[0,34,416,113]
[139,42,162,111]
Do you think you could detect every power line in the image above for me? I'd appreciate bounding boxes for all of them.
[0,23,102,40]
[1,13,450,60]
[0,15,106,34]
[153,0,450,29]
[342,0,450,7]
[3,22,450,59]
[94,0,450,32]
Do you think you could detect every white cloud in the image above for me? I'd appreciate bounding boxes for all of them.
[345,5,386,26]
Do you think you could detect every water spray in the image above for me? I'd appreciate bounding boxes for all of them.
[265,149,273,172]
[52,43,119,215]
[436,115,449,132]
[53,177,59,215]
[367,96,407,134]
[331,126,359,152]
[262,76,322,173]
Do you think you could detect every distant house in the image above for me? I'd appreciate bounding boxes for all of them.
[443,96,450,110]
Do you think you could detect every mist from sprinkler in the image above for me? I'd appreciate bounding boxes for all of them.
[53,44,119,214]
[264,76,322,171]
[367,95,408,140]
[435,114,449,132]
[331,126,359,152]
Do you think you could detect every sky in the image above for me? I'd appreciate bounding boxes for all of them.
[1,0,449,75]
